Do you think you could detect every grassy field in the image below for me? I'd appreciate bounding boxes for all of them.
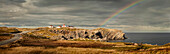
[0,27,21,33]
[0,27,20,41]
[0,42,169,54]
[0,34,14,41]
[0,34,169,54]
[0,46,169,54]
[0,27,169,54]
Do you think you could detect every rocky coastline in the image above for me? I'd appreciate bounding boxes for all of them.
[1,27,169,54]
[25,27,126,41]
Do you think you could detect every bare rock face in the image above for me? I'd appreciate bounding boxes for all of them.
[89,28,126,40]
[27,28,126,41]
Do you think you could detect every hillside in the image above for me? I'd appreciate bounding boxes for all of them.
[0,27,21,33]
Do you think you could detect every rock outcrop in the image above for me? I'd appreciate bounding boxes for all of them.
[26,28,126,41]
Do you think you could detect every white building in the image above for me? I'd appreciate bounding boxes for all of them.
[62,24,67,27]
[56,25,62,28]
[48,25,54,28]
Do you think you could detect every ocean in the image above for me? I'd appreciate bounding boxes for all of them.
[109,33,170,45]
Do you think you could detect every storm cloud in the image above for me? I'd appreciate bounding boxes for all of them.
[0,0,170,32]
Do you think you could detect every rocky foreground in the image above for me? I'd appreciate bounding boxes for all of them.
[25,27,126,41]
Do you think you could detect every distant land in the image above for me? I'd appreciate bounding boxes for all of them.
[1,25,170,33]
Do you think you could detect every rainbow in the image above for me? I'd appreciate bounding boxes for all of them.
[100,0,145,27]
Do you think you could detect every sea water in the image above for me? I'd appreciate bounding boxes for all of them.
[109,33,170,45]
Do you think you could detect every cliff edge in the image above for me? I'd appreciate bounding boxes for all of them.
[26,28,126,41]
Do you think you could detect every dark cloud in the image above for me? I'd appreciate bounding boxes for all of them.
[0,0,27,18]
[0,0,170,32]
[0,0,26,7]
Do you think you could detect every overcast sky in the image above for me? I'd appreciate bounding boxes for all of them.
[0,0,170,32]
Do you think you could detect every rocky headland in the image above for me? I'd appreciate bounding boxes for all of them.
[25,27,126,41]
[1,27,169,54]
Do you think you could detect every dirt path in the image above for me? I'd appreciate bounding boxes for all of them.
[0,31,33,45]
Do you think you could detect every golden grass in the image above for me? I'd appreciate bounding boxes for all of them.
[0,46,119,54]
[0,34,13,41]
[0,46,169,54]
[0,35,169,54]
[0,27,20,33]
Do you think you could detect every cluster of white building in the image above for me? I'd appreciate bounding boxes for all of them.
[48,24,73,28]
